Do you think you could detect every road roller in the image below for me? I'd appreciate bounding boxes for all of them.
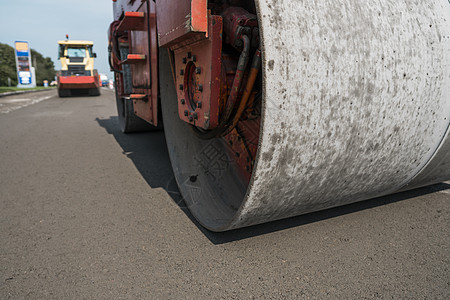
[108,0,450,231]
[57,37,101,97]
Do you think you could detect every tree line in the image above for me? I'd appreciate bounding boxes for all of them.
[0,42,56,86]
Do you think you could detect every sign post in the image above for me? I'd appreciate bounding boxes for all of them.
[14,41,36,88]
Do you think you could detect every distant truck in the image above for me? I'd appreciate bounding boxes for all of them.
[56,39,100,97]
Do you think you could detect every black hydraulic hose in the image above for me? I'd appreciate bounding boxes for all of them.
[108,45,122,74]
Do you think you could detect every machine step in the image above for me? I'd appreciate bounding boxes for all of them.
[117,11,145,33]
[121,54,146,64]
[129,94,147,100]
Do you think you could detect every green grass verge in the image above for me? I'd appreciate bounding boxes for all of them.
[0,86,56,94]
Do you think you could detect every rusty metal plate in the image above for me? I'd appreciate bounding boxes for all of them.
[132,0,159,125]
[155,0,208,48]
[129,3,151,89]
[173,15,223,130]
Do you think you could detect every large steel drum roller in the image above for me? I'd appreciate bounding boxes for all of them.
[160,0,450,231]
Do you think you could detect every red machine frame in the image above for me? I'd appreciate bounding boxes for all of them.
[109,0,261,182]
[110,0,159,126]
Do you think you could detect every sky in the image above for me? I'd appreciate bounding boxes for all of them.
[0,0,114,79]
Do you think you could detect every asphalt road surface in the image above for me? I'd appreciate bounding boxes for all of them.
[1,89,449,299]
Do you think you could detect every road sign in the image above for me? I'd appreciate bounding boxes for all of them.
[15,41,36,88]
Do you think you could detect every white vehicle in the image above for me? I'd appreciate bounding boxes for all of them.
[100,74,108,87]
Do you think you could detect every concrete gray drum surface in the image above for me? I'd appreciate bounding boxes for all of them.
[237,0,450,230]
[0,90,449,298]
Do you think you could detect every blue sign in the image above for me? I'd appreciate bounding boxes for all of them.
[15,41,33,86]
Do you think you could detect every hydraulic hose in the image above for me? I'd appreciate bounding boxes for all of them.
[223,48,261,136]
[192,35,251,139]
[108,45,123,74]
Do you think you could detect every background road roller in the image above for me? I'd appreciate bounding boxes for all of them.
[108,0,450,231]
[57,38,101,97]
